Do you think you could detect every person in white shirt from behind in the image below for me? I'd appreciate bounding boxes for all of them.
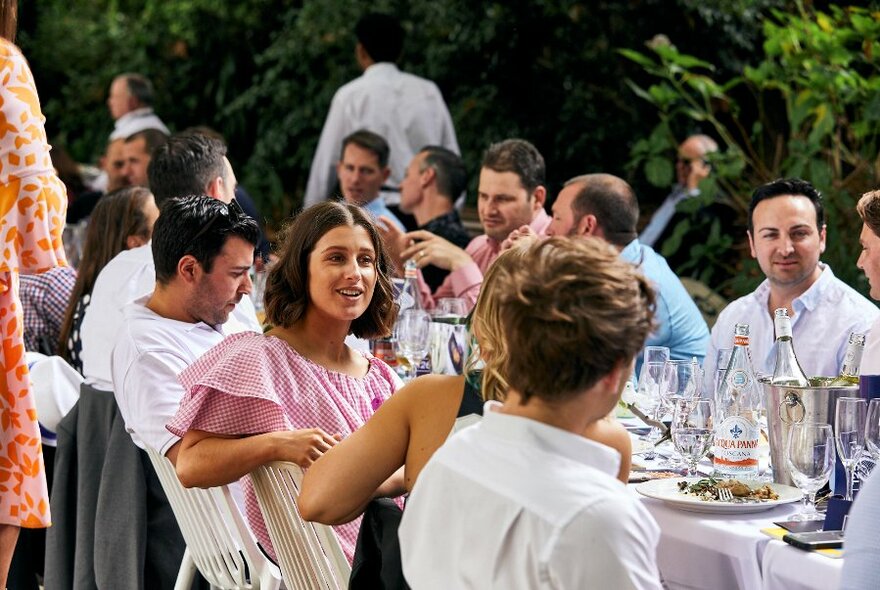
[855,189,880,374]
[399,237,662,590]
[705,178,877,379]
[304,12,459,208]
[80,133,260,391]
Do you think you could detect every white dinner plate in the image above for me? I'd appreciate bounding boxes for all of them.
[636,477,801,514]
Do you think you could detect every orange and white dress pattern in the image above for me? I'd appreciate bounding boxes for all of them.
[0,38,67,528]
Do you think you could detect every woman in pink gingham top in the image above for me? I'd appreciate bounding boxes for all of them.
[167,201,401,563]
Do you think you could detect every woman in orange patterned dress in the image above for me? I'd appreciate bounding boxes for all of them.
[0,4,68,585]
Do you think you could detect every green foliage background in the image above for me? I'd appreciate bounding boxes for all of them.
[18,0,779,224]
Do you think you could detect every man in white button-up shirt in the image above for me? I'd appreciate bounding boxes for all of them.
[400,237,662,589]
[855,189,880,374]
[706,178,878,380]
[304,12,459,208]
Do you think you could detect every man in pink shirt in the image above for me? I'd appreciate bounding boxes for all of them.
[381,138,550,310]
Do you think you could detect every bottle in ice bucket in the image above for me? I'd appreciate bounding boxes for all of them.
[829,332,866,386]
[713,323,761,478]
[770,308,809,387]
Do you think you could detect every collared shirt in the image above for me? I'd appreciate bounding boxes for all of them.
[110,296,230,454]
[705,264,879,379]
[20,265,77,354]
[363,196,405,231]
[420,208,552,311]
[80,244,261,390]
[109,107,170,141]
[304,62,459,207]
[620,239,709,376]
[863,315,880,375]
[639,185,697,247]
[399,401,662,589]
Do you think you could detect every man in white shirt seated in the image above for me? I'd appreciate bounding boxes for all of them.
[399,237,662,589]
[80,132,261,391]
[111,195,259,462]
[705,178,878,379]
[304,12,459,209]
[855,189,880,373]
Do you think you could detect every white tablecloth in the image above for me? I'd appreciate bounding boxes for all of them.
[631,489,841,590]
[761,539,842,590]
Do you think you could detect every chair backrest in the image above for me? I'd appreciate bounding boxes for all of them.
[250,461,351,590]
[145,447,282,590]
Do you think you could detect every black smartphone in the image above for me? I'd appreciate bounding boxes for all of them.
[782,530,844,550]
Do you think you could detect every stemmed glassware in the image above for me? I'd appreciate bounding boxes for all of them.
[634,361,666,458]
[786,422,835,521]
[644,346,671,366]
[835,397,867,501]
[658,360,703,469]
[866,398,880,461]
[395,309,431,381]
[672,399,713,477]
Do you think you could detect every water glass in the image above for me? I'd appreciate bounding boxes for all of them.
[634,361,665,458]
[786,422,835,521]
[867,398,880,461]
[672,399,713,476]
[435,297,467,318]
[395,309,431,381]
[659,360,703,406]
[835,397,867,501]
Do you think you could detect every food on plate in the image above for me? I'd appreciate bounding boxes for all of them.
[677,477,780,502]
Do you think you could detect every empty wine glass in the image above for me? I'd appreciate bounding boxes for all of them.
[644,346,671,366]
[835,397,867,501]
[672,399,713,476]
[634,361,665,458]
[786,422,835,521]
[395,309,431,381]
[658,360,703,469]
[867,399,880,461]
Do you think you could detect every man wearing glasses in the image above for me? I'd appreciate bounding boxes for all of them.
[640,134,717,248]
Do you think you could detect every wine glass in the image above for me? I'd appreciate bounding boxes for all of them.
[786,422,835,521]
[672,399,713,476]
[634,361,665,458]
[658,360,703,468]
[395,309,431,381]
[644,346,670,366]
[435,297,467,318]
[835,397,867,501]
[866,398,880,461]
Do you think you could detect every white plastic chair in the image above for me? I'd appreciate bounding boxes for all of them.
[251,461,351,590]
[145,447,283,590]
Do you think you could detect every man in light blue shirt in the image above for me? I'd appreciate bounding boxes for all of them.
[546,173,709,376]
[335,129,405,231]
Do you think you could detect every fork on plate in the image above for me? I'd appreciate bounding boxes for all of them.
[717,487,733,502]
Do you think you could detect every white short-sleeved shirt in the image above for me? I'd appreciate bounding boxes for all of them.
[110,296,232,454]
[705,264,878,379]
[81,243,261,390]
[862,315,880,375]
[399,402,662,590]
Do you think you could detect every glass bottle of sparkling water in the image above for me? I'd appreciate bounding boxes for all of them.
[829,332,866,386]
[770,308,809,387]
[713,323,761,478]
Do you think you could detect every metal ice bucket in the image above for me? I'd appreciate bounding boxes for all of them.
[762,377,860,486]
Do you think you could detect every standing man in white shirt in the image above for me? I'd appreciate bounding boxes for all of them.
[399,237,662,589]
[854,189,880,373]
[304,12,459,209]
[107,73,170,141]
[705,178,877,379]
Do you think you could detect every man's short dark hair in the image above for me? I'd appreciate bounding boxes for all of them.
[122,73,155,107]
[125,128,168,154]
[152,196,259,285]
[341,129,390,169]
[420,146,466,201]
[748,178,825,233]
[482,139,545,194]
[355,13,404,63]
[148,133,228,206]
[567,174,639,248]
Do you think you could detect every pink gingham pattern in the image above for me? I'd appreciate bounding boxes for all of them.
[167,331,399,563]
